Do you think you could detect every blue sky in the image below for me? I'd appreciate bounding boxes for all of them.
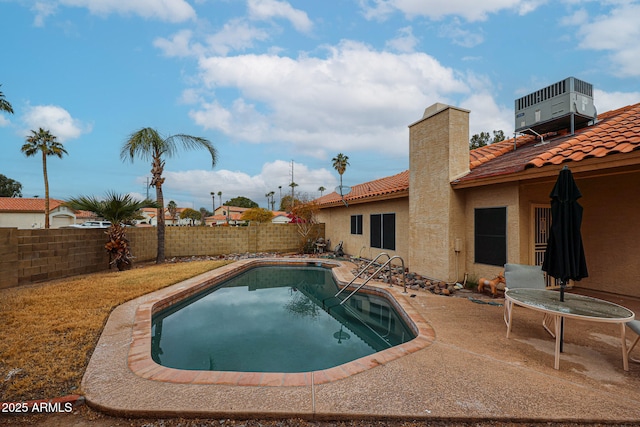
[1,0,640,211]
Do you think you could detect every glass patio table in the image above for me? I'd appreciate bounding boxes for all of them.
[505,288,635,370]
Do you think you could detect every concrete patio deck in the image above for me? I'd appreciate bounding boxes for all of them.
[81,258,640,424]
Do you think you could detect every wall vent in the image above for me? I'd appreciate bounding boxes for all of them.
[515,77,597,135]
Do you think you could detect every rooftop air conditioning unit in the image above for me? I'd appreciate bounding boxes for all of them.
[514,77,597,135]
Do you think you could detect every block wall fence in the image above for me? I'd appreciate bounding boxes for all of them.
[0,223,324,289]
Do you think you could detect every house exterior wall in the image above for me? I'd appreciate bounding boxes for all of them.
[316,197,409,264]
[460,169,640,299]
[408,104,469,281]
[518,170,640,298]
[461,183,521,281]
[0,206,76,229]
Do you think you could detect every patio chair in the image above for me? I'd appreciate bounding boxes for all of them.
[627,319,640,363]
[503,263,555,337]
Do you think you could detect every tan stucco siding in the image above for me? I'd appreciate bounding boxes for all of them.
[462,184,520,281]
[521,171,640,298]
[317,197,409,265]
[409,106,469,282]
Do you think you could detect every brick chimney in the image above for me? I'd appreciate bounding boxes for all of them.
[408,103,470,282]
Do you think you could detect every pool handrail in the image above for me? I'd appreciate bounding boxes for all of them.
[334,252,390,299]
[336,254,408,305]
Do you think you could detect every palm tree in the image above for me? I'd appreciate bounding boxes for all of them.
[318,186,326,197]
[265,191,275,210]
[167,200,178,225]
[0,84,14,114]
[21,128,68,229]
[332,153,350,193]
[121,127,217,263]
[65,192,157,270]
[217,191,222,210]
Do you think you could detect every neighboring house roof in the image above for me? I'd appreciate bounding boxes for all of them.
[74,210,96,219]
[316,102,640,205]
[206,213,244,222]
[317,170,409,208]
[455,103,640,186]
[0,197,64,212]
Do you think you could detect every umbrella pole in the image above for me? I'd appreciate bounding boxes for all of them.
[559,278,565,352]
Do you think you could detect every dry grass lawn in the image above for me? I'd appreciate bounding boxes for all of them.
[0,260,231,402]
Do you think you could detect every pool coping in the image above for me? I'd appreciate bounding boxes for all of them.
[127,258,435,388]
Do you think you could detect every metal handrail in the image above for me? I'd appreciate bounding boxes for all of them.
[335,253,390,299]
[336,255,407,305]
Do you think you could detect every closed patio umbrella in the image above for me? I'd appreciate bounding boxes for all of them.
[542,165,588,350]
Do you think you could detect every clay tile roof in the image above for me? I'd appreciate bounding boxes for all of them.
[0,197,63,212]
[317,170,409,207]
[455,102,640,184]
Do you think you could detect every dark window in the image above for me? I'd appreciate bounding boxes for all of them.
[474,207,506,266]
[350,215,363,235]
[370,213,395,250]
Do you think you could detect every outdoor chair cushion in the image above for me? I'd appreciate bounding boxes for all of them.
[504,263,546,290]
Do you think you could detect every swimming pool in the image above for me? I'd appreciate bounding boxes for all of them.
[151,265,416,373]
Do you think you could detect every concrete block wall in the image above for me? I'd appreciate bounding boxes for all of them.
[0,228,110,289]
[0,223,325,288]
[0,228,19,288]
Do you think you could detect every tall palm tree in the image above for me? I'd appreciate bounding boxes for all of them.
[21,128,67,228]
[121,127,217,263]
[65,192,157,270]
[217,191,222,210]
[0,84,14,114]
[332,153,350,194]
[167,200,178,225]
[318,186,326,197]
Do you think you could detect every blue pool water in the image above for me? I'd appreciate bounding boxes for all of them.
[151,265,415,373]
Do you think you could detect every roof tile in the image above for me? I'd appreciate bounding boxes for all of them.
[0,198,64,212]
[317,170,409,207]
[456,103,640,184]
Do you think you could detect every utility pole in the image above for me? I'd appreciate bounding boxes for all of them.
[290,160,295,211]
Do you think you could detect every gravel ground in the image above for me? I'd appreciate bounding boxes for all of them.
[1,404,633,427]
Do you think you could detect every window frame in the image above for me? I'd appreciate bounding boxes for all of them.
[350,214,363,235]
[474,207,507,266]
[370,212,396,251]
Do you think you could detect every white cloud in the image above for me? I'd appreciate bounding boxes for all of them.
[205,19,271,55]
[459,75,514,136]
[32,1,57,27]
[154,20,271,57]
[190,40,468,158]
[21,105,91,142]
[153,29,203,58]
[0,115,10,127]
[58,0,196,23]
[594,89,640,113]
[461,92,514,137]
[247,0,313,33]
[438,18,484,47]
[385,26,419,53]
[359,0,544,22]
[161,160,337,208]
[571,3,640,77]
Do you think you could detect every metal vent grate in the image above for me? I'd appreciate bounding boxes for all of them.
[514,77,596,134]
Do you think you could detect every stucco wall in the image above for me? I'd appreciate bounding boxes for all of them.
[316,198,409,265]
[462,184,521,281]
[0,206,76,229]
[519,171,640,298]
[460,170,640,299]
[409,105,469,281]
